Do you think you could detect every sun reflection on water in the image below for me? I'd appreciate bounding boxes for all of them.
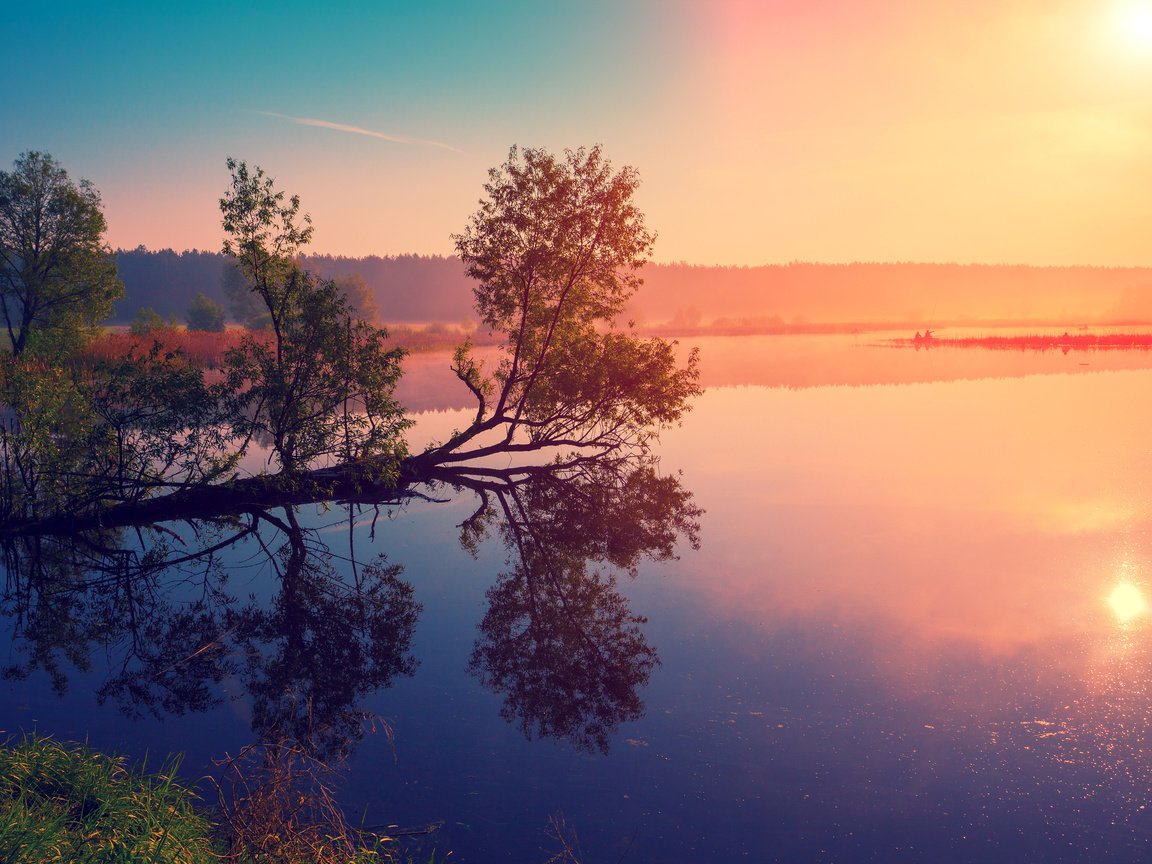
[1001,583,1152,834]
[1107,582,1148,624]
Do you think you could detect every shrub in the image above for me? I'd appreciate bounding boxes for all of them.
[129,306,179,336]
[186,293,227,332]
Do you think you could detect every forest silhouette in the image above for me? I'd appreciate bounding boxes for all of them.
[113,249,1152,330]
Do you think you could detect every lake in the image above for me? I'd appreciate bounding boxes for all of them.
[6,332,1152,862]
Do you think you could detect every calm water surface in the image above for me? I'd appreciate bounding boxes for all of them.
[6,334,1152,862]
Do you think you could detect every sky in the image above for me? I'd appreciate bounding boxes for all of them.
[4,0,1152,266]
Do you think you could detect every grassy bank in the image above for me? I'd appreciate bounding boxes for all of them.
[0,734,421,864]
[0,734,222,863]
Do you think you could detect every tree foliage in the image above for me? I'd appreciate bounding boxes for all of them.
[219,159,408,474]
[419,145,699,471]
[0,152,122,358]
[0,145,701,555]
[129,305,177,335]
[219,270,408,473]
[457,145,654,339]
[0,344,235,524]
[220,158,312,351]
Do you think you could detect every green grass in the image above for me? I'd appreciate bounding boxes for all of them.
[0,734,440,864]
[0,734,222,863]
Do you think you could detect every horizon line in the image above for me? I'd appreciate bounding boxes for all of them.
[108,245,1152,270]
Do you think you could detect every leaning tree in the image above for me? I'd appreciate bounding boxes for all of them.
[0,146,701,535]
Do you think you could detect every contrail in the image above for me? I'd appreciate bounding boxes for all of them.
[259,111,464,154]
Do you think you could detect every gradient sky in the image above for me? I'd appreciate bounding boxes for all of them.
[5,0,1152,265]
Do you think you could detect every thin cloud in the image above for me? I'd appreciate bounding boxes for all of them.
[259,111,464,154]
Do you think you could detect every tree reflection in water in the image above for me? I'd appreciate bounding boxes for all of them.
[448,462,701,752]
[1,509,419,762]
[1,457,699,758]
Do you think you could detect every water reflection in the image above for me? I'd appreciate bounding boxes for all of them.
[1,458,699,759]
[658,371,1152,663]
[442,463,700,752]
[1,514,419,761]
[12,334,1152,859]
[998,615,1152,833]
[621,361,1152,859]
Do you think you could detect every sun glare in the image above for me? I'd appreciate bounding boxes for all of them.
[1117,2,1152,48]
[1107,582,1147,622]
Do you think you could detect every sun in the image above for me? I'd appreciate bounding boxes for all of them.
[1107,582,1148,623]
[1116,2,1152,48]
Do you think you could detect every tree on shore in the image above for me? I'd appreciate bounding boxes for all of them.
[416,144,699,473]
[0,152,122,357]
[219,158,312,354]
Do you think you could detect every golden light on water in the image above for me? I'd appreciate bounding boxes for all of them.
[1107,582,1147,623]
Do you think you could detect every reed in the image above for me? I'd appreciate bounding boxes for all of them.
[78,324,499,371]
[896,331,1152,351]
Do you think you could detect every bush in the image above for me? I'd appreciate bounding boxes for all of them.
[186,293,227,332]
[129,306,179,336]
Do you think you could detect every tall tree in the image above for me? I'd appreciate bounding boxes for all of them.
[219,157,312,356]
[417,145,699,471]
[0,152,122,357]
[218,159,409,474]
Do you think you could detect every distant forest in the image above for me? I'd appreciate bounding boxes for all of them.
[114,248,473,325]
[113,248,1152,329]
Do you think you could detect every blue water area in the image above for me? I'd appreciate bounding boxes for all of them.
[6,340,1152,862]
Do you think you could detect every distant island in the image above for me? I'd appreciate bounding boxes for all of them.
[889,330,1152,352]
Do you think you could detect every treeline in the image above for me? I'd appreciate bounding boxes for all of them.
[113,249,1152,328]
[114,247,228,321]
[113,247,473,324]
